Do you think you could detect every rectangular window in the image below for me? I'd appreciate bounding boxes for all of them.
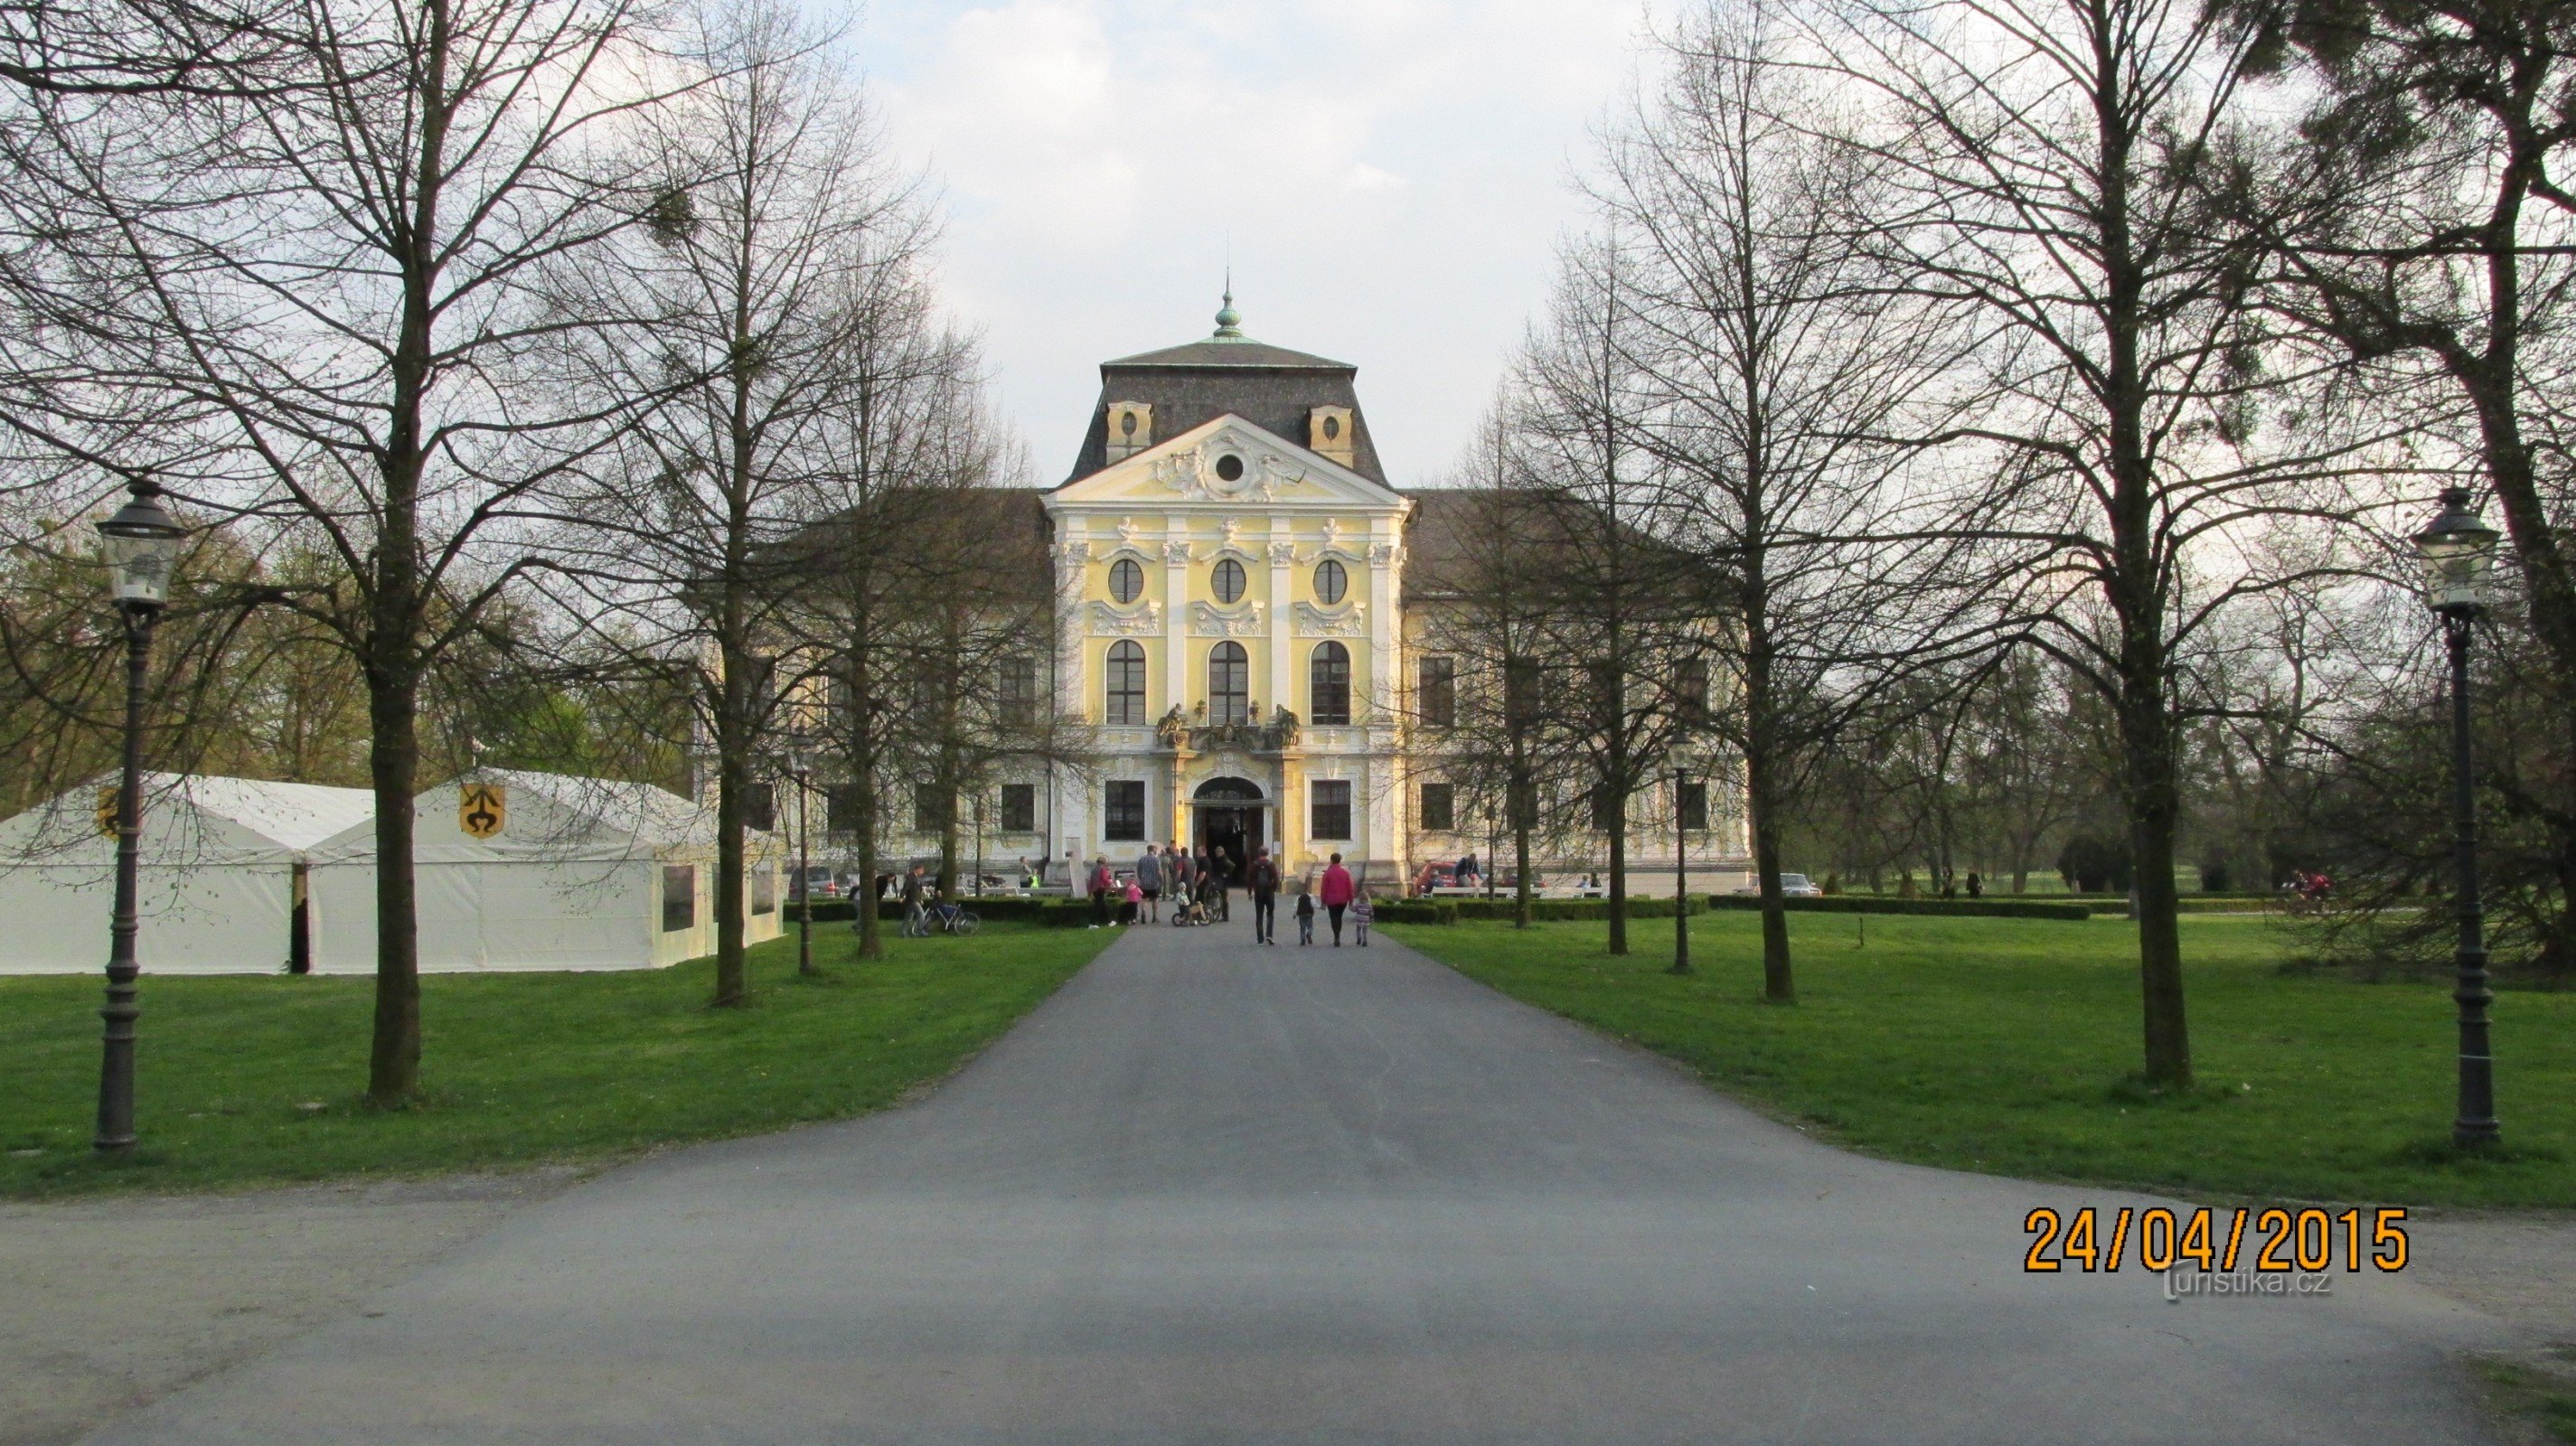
[1591,783,1621,831]
[1678,780,1708,832]
[915,784,949,833]
[745,782,776,834]
[1674,657,1710,722]
[1000,783,1037,832]
[1505,659,1542,726]
[1312,779,1352,840]
[661,864,697,933]
[1105,641,1147,726]
[751,864,776,915]
[1419,781,1455,832]
[1105,780,1146,841]
[1509,777,1538,830]
[1418,654,1455,728]
[825,783,861,834]
[1001,656,1039,727]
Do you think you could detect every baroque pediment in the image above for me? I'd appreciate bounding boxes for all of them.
[1047,415,1406,512]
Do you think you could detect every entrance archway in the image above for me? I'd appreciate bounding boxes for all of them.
[1191,776,1266,877]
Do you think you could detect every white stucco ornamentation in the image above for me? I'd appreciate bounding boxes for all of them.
[1161,539,1194,564]
[1293,600,1368,637]
[1090,600,1163,636]
[1189,600,1265,638]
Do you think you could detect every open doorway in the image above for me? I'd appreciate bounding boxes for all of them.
[1192,775,1265,877]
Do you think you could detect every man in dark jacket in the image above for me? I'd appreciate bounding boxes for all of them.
[1246,847,1281,944]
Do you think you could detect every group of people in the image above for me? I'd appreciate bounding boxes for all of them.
[1085,845,1374,947]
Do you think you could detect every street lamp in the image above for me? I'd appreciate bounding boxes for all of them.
[94,483,187,1154]
[1669,765,1693,975]
[2411,487,2502,1148]
[789,751,814,978]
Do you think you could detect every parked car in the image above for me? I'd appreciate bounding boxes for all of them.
[1411,862,1460,897]
[1732,872,1824,898]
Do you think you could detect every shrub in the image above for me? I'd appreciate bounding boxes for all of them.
[1704,895,2092,922]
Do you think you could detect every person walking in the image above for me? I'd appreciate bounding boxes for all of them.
[1320,852,1354,946]
[1293,883,1315,944]
[1210,847,1232,922]
[1138,844,1163,923]
[1247,846,1280,944]
[1088,856,1114,927]
[1351,892,1374,946]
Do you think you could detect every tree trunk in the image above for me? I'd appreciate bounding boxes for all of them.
[711,653,749,1008]
[1748,751,1792,1004]
[365,663,422,1104]
[1606,804,1629,955]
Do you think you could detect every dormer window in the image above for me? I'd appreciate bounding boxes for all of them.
[1308,406,1355,465]
[1105,401,1153,461]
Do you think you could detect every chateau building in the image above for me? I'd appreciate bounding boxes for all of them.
[988,297,1747,889]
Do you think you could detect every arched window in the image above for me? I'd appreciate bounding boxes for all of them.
[1313,559,1347,606]
[1108,557,1143,605]
[1310,641,1350,725]
[1211,557,1247,605]
[1105,640,1145,726]
[1208,641,1249,724]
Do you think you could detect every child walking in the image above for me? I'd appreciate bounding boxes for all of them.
[1350,893,1374,946]
[1293,883,1315,945]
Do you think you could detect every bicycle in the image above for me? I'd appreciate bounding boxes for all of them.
[902,893,981,937]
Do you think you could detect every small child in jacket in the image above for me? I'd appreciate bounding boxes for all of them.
[1350,894,1374,946]
[1293,884,1315,945]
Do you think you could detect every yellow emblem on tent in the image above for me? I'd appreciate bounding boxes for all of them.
[458,783,507,840]
[96,786,120,838]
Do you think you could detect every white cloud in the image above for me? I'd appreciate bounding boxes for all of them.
[860,0,1658,482]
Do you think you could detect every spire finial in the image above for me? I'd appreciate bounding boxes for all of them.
[1213,273,1243,339]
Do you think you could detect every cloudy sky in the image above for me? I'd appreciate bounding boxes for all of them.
[851,0,1662,485]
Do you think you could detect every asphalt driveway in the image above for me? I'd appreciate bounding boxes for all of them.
[85,921,2506,1444]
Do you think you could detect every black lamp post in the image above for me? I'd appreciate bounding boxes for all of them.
[1669,765,1692,975]
[790,751,814,978]
[94,483,186,1154]
[2411,487,2503,1148]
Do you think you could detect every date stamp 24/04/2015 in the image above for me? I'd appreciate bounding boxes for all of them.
[2023,1206,2410,1276]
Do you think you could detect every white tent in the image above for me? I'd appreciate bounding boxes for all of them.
[306,770,782,973]
[0,774,376,975]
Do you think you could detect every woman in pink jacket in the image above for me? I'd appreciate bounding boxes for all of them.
[1318,853,1355,946]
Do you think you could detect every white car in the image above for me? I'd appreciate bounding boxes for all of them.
[1732,872,1824,898]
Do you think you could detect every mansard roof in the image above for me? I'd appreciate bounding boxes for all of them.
[1062,299,1388,488]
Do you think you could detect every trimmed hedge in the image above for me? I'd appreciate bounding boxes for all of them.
[785,897,1094,927]
[1708,895,2092,922]
[1380,895,2085,925]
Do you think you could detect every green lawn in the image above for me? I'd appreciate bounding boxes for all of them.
[0,922,1110,1198]
[1386,913,2575,1208]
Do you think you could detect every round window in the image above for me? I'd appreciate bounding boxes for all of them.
[1108,557,1143,605]
[1120,410,1138,438]
[1214,453,1246,483]
[1314,559,1348,606]
[1323,415,1341,441]
[1212,558,1247,605]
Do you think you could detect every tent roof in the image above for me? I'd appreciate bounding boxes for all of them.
[0,773,377,866]
[158,774,379,851]
[476,770,726,849]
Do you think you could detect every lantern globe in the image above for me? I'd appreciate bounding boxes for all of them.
[2411,488,2499,615]
[96,490,186,608]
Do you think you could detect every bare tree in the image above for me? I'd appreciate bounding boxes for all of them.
[1510,238,1714,955]
[1598,0,1973,992]
[1807,0,2397,1084]
[544,0,918,1004]
[29,0,692,1101]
